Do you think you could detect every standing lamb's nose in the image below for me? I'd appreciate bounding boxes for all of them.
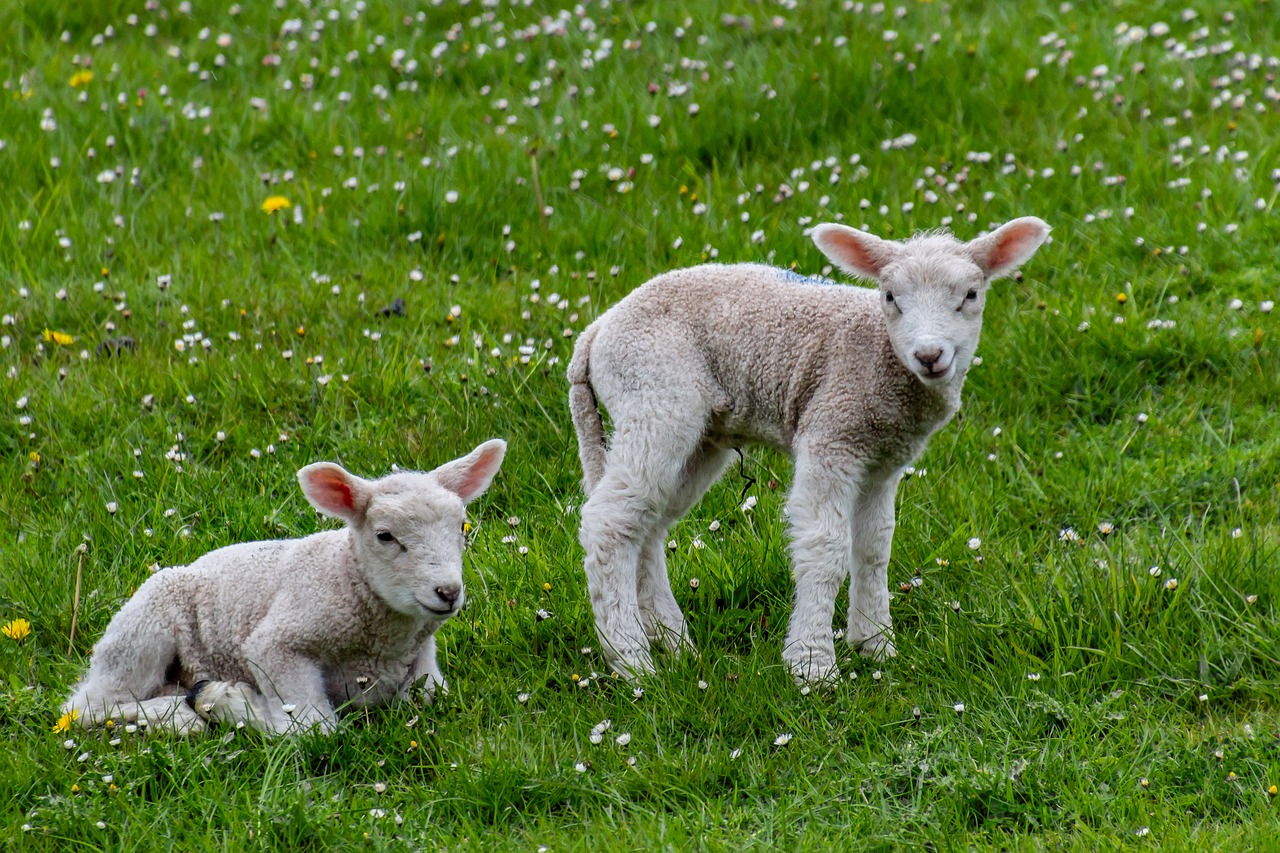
[914,348,944,370]
[434,584,461,606]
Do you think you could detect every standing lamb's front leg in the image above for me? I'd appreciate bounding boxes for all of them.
[848,473,900,660]
[783,443,863,685]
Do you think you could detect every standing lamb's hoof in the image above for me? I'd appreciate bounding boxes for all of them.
[783,646,840,687]
[854,634,897,661]
[645,622,698,658]
[606,647,657,680]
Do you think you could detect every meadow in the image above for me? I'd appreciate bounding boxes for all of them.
[2,0,1280,848]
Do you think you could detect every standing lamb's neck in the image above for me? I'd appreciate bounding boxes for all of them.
[881,335,965,428]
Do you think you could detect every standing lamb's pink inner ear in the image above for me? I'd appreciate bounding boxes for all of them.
[968,217,1051,280]
[811,224,896,281]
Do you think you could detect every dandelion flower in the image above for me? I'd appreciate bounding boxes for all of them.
[261,195,292,214]
[2,618,31,641]
[42,329,75,346]
[53,709,79,733]
[69,70,94,87]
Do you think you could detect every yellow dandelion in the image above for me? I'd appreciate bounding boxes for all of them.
[53,709,79,733]
[42,329,75,346]
[69,70,94,88]
[261,195,292,214]
[2,618,31,641]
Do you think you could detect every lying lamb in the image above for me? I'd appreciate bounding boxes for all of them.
[62,439,506,735]
[568,218,1050,684]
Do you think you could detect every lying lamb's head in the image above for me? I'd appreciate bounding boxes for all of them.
[812,217,1051,386]
[296,439,507,619]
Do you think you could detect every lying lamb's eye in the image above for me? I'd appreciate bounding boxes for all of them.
[965,289,979,301]
[376,531,397,544]
[884,291,895,303]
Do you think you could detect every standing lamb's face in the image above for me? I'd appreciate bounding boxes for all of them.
[297,440,507,620]
[811,217,1052,387]
[875,251,987,385]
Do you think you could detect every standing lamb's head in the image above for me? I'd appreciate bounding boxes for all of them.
[296,439,507,619]
[812,217,1051,386]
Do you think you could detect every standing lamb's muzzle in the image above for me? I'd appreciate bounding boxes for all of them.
[568,217,1050,686]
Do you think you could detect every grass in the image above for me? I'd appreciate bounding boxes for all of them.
[2,0,1280,848]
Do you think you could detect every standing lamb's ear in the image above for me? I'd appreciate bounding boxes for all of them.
[431,439,507,503]
[811,223,898,281]
[298,462,371,523]
[966,217,1052,280]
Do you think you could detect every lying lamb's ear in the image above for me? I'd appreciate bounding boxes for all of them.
[298,462,370,522]
[966,217,1051,280]
[811,223,898,281]
[432,439,507,503]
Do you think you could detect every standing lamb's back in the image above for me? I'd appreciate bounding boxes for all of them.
[568,218,1050,685]
[62,439,506,736]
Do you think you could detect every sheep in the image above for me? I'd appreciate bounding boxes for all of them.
[61,439,507,735]
[568,218,1050,684]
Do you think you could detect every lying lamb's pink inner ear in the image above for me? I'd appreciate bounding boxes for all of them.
[305,466,358,516]
[436,441,506,502]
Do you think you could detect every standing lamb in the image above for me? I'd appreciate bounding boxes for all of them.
[62,439,506,735]
[568,218,1050,684]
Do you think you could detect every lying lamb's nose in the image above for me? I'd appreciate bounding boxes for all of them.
[435,584,461,606]
[914,347,944,369]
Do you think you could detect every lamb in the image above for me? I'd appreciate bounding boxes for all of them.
[568,217,1050,684]
[62,439,506,735]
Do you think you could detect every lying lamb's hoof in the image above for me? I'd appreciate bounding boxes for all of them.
[187,680,264,727]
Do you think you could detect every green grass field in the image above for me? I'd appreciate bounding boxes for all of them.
[2,0,1280,848]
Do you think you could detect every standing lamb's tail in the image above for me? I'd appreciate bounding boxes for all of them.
[567,323,606,495]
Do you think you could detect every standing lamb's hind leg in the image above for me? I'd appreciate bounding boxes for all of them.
[579,404,709,676]
[782,443,863,685]
[636,446,735,654]
[848,474,900,660]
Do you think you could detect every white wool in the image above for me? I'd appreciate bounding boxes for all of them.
[62,440,506,736]
[568,218,1050,685]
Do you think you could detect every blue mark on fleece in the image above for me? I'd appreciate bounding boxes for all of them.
[777,269,836,286]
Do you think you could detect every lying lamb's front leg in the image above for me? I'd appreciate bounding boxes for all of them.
[848,474,900,661]
[783,443,863,685]
[243,631,339,735]
[405,633,447,704]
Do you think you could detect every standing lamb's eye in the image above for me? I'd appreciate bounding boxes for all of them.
[965,289,979,301]
[376,531,397,544]
[884,291,895,303]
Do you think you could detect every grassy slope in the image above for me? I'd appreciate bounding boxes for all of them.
[1,0,1279,848]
